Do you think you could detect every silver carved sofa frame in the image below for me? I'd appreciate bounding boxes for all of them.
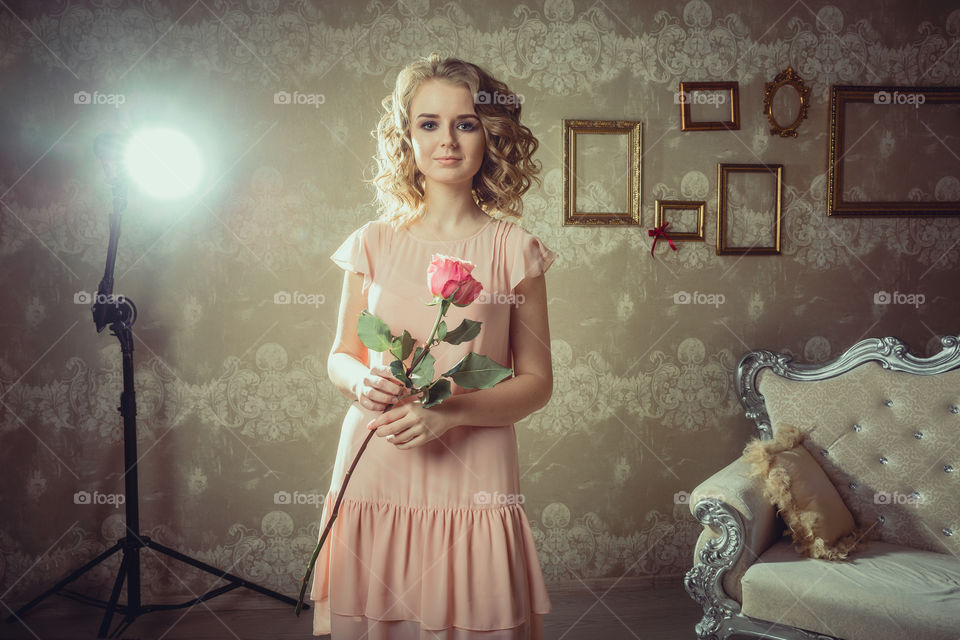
[683,334,960,640]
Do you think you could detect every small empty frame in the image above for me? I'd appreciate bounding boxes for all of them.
[717,163,782,255]
[563,119,642,225]
[763,67,810,137]
[654,200,705,241]
[678,81,740,131]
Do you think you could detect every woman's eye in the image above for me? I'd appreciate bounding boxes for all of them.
[418,121,476,131]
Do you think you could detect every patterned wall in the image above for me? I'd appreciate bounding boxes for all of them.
[1,0,959,607]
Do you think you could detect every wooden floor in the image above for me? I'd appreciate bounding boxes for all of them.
[2,577,704,639]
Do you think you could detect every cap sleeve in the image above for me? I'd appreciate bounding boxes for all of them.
[509,228,557,292]
[331,222,376,294]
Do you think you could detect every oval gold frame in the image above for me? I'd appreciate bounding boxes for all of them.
[763,66,810,138]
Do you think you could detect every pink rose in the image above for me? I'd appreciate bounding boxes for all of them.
[427,254,483,307]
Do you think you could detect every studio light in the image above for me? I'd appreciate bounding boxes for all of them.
[5,123,301,639]
[122,127,204,200]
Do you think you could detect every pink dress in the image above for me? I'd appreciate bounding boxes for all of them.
[311,216,556,639]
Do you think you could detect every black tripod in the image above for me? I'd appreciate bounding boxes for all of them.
[5,135,307,638]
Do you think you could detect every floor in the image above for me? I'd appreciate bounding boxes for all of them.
[2,577,704,639]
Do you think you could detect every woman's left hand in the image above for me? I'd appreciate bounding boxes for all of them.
[367,399,455,449]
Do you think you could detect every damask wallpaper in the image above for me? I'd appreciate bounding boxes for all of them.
[1,0,959,619]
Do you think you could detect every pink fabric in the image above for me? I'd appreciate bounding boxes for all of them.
[312,217,556,638]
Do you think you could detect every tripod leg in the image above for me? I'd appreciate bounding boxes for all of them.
[145,539,305,608]
[98,547,128,639]
[5,541,123,624]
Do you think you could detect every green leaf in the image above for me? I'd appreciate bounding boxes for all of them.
[443,353,513,389]
[357,310,393,352]
[390,330,415,361]
[410,351,435,387]
[390,360,412,388]
[421,378,451,408]
[443,319,482,345]
[437,321,447,341]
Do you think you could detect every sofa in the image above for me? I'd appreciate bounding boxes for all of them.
[684,334,960,640]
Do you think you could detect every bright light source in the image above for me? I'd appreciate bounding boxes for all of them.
[123,128,203,200]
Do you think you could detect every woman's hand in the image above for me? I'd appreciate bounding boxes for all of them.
[355,365,408,412]
[367,401,455,450]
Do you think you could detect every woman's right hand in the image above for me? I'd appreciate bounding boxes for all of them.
[355,365,407,412]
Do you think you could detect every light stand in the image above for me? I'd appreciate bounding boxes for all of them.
[5,133,307,638]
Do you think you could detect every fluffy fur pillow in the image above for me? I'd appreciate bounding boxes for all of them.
[743,425,868,560]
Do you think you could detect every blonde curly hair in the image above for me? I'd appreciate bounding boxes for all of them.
[367,53,541,228]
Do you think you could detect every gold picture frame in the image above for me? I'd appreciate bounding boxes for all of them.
[717,163,782,255]
[826,85,960,216]
[763,66,810,138]
[654,200,705,241]
[563,119,642,226]
[678,81,740,131]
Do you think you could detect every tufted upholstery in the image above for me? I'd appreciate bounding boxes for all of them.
[758,362,960,558]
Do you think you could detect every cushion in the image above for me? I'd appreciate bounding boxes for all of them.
[757,364,960,558]
[743,425,869,559]
[741,538,960,640]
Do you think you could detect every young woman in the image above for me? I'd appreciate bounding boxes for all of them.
[311,53,555,639]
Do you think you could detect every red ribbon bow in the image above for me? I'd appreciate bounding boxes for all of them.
[648,222,677,256]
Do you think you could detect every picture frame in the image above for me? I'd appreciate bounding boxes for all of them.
[716,163,783,255]
[678,81,740,131]
[826,84,960,216]
[762,67,810,138]
[563,119,643,226]
[654,200,705,241]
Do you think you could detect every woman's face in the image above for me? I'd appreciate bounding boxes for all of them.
[408,79,486,191]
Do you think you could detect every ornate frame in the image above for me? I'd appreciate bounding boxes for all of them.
[562,119,642,226]
[684,334,960,640]
[654,199,705,240]
[826,85,960,216]
[679,81,741,131]
[717,163,782,255]
[763,67,810,137]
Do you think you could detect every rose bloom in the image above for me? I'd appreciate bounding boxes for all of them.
[427,254,483,306]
